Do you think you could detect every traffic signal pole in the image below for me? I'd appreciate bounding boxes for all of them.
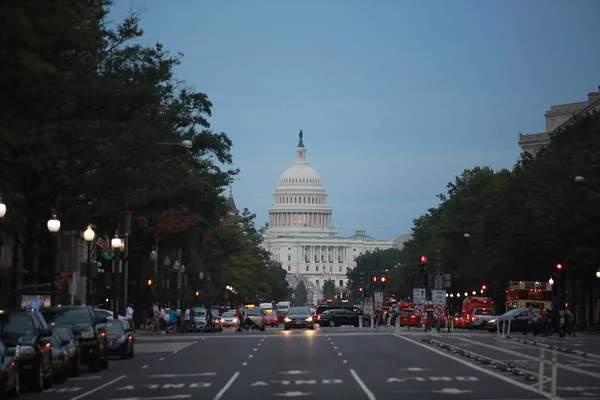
[433,250,442,332]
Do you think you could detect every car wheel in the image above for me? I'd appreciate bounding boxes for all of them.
[43,366,52,390]
[89,346,101,372]
[129,343,135,358]
[30,360,44,393]
[328,319,336,327]
[70,353,81,377]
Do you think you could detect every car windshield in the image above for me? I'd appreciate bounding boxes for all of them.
[266,312,277,317]
[223,311,235,317]
[193,309,206,318]
[245,308,262,316]
[210,309,220,317]
[95,310,112,318]
[400,310,414,316]
[53,326,72,341]
[42,308,93,324]
[0,314,34,335]
[107,321,125,333]
[502,308,524,318]
[474,308,493,316]
[287,307,310,315]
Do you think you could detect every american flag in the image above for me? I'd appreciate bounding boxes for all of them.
[96,235,111,252]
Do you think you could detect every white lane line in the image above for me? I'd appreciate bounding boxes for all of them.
[150,373,216,377]
[343,360,348,364]
[70,375,127,400]
[213,371,240,400]
[201,337,205,340]
[142,365,148,369]
[69,376,102,381]
[249,354,253,358]
[110,396,190,400]
[395,335,556,399]
[349,369,377,400]
[253,348,258,351]
[242,362,248,366]
[334,346,338,350]
[338,352,342,356]
[159,357,164,361]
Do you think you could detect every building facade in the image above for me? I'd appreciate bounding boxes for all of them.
[518,86,600,156]
[260,131,396,301]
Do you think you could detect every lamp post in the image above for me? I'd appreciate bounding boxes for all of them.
[83,225,96,305]
[596,269,600,279]
[111,231,122,319]
[173,253,185,309]
[47,210,61,305]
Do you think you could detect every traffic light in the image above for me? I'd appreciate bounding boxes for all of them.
[420,256,427,273]
[380,275,387,289]
[336,293,341,300]
[358,272,366,287]
[556,264,563,270]
[342,292,347,300]
[372,274,377,283]
[481,285,487,291]
[195,291,200,298]
[433,250,442,269]
[146,279,152,291]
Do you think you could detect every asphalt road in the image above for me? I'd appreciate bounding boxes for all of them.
[14,325,599,400]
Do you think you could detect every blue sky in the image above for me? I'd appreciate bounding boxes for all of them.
[110,0,600,240]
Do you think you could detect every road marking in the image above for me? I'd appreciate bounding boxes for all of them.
[109,396,191,400]
[159,357,164,361]
[496,338,600,365]
[149,373,216,377]
[458,337,600,379]
[173,351,178,354]
[258,343,262,346]
[334,346,338,350]
[142,365,148,369]
[242,362,248,366]
[249,354,253,358]
[70,376,102,380]
[338,352,342,356]
[280,370,310,375]
[70,375,127,400]
[399,367,430,372]
[254,348,258,351]
[213,371,240,400]
[343,360,348,364]
[395,335,555,399]
[272,391,312,397]
[349,369,377,400]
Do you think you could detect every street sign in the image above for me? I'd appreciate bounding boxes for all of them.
[374,291,384,303]
[413,288,426,304]
[60,272,73,282]
[432,289,446,305]
[364,297,374,315]
[415,304,426,316]
[433,304,445,316]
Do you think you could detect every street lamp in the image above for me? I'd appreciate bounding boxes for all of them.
[548,277,554,285]
[83,225,96,305]
[199,271,204,280]
[111,231,122,319]
[47,210,61,305]
[0,195,6,219]
[574,176,586,183]
[180,140,192,149]
[150,248,157,261]
[472,291,476,295]
[596,269,600,279]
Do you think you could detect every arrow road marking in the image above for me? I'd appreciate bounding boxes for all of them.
[272,392,313,397]
[279,370,311,375]
[433,388,473,394]
[149,373,216,378]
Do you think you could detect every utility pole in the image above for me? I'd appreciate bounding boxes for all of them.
[433,250,442,332]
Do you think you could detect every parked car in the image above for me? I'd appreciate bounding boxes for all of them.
[51,324,81,377]
[106,320,134,359]
[0,339,19,398]
[0,309,53,392]
[41,306,109,372]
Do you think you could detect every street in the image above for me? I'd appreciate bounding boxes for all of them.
[14,326,600,400]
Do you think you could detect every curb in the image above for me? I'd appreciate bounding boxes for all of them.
[502,336,600,360]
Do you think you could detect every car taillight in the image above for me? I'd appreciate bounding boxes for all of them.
[410,316,416,319]
[472,316,479,321]
[317,315,321,320]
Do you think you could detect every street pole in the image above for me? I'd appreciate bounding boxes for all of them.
[52,233,60,305]
[123,235,129,311]
[176,248,182,309]
[114,248,120,319]
[434,249,442,332]
[86,241,92,305]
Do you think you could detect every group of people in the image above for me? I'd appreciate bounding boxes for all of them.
[145,302,191,334]
[527,305,575,337]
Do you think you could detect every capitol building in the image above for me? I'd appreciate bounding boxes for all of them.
[260,131,397,301]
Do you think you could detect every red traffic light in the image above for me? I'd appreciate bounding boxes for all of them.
[372,275,377,282]
[481,285,487,290]
[420,256,427,264]
[359,287,363,292]
[556,264,563,270]
[380,276,387,283]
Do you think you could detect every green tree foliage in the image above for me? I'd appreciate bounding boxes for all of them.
[385,112,600,318]
[294,282,308,306]
[0,1,284,308]
[322,279,336,299]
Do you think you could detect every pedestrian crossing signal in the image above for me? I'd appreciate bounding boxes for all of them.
[146,279,152,286]
[195,291,200,297]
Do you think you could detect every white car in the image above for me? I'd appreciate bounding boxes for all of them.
[221,311,239,328]
[95,309,133,328]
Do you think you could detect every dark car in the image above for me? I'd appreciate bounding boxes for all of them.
[52,324,81,377]
[50,330,69,383]
[106,319,134,359]
[0,310,53,392]
[0,339,19,398]
[41,306,108,372]
[283,307,315,330]
[317,309,361,327]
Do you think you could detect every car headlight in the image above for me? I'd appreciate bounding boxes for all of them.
[488,319,497,324]
[305,317,313,322]
[232,317,238,322]
[284,317,292,322]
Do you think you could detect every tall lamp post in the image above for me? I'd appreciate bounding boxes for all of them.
[83,225,96,305]
[47,210,61,305]
[111,231,122,319]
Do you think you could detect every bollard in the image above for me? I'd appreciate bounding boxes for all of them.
[394,318,401,336]
[507,318,512,337]
[538,348,545,392]
[371,315,375,329]
[550,350,557,397]
[497,319,501,336]
[359,316,363,328]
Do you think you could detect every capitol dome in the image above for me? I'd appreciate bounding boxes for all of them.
[266,130,337,237]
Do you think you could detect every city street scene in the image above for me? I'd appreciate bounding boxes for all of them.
[1,1,600,400]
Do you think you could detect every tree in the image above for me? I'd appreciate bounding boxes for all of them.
[294,282,308,306]
[322,279,336,299]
